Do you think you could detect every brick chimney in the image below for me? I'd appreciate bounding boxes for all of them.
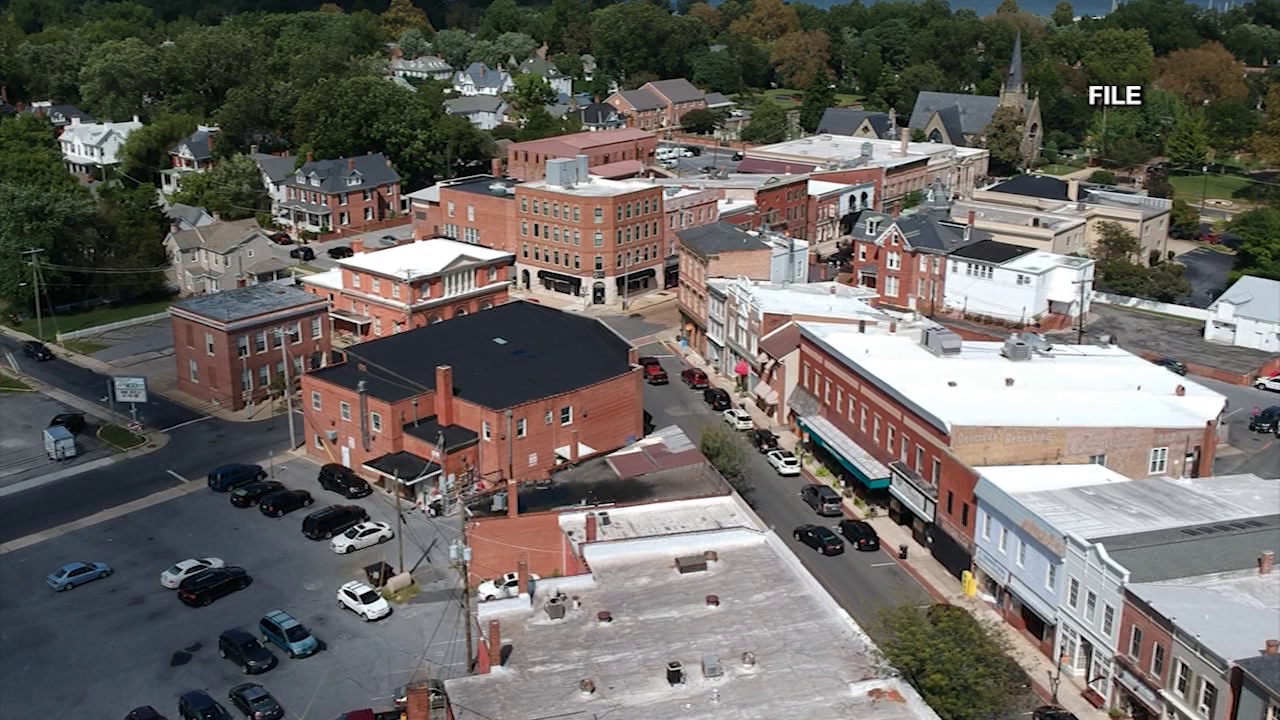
[487,620,502,669]
[517,557,529,595]
[1266,639,1279,655]
[891,202,901,218]
[968,210,976,227]
[570,429,580,463]
[306,150,314,164]
[350,239,364,254]
[405,683,433,720]
[1068,178,1080,202]
[1261,551,1275,575]
[899,131,909,156]
[507,477,519,518]
[348,158,356,170]
[586,512,598,543]
[435,366,454,426]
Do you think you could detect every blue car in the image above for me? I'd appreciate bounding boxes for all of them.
[258,609,319,658]
[47,561,112,591]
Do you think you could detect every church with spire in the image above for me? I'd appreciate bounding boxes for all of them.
[907,31,1043,166]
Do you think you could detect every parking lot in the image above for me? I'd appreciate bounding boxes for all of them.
[0,390,110,488]
[279,222,416,272]
[0,457,467,718]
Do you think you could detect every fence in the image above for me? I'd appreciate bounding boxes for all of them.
[1092,292,1210,322]
[55,311,172,343]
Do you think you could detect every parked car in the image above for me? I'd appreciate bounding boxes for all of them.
[681,368,708,389]
[178,691,232,720]
[177,566,250,607]
[259,489,314,517]
[793,524,845,555]
[704,388,731,411]
[230,481,285,508]
[723,408,754,431]
[477,571,540,601]
[331,521,394,554]
[1153,358,1187,375]
[208,464,267,492]
[337,580,392,621]
[126,707,168,720]
[268,232,292,246]
[838,519,881,551]
[161,557,226,589]
[47,561,112,591]
[49,412,86,434]
[1032,706,1080,720]
[684,145,702,156]
[749,429,779,453]
[218,628,278,675]
[1255,374,1280,392]
[801,485,843,516]
[302,505,369,540]
[317,463,373,498]
[1249,406,1280,434]
[22,340,54,361]
[288,246,315,261]
[644,363,668,384]
[328,246,354,259]
[228,683,285,720]
[637,356,660,368]
[259,609,320,658]
[767,449,801,476]
[731,151,744,161]
[379,235,400,247]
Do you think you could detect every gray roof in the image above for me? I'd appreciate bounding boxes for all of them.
[574,102,623,126]
[165,203,216,230]
[1211,276,1280,324]
[391,56,452,73]
[171,283,322,323]
[1236,654,1280,696]
[646,78,704,104]
[285,153,400,194]
[1103,516,1280,583]
[617,88,664,111]
[173,127,216,161]
[518,57,564,79]
[816,108,893,138]
[704,92,735,108]
[989,174,1071,201]
[1006,31,1025,93]
[845,210,988,254]
[677,222,771,259]
[25,102,95,126]
[169,218,267,253]
[910,92,1035,140]
[444,96,508,116]
[457,62,509,89]
[1127,567,1280,663]
[251,153,296,184]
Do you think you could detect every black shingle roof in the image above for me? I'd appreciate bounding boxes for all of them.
[949,239,1036,264]
[285,153,401,194]
[677,222,770,260]
[1236,654,1280,695]
[816,109,893,139]
[403,416,479,451]
[990,175,1071,201]
[309,301,632,408]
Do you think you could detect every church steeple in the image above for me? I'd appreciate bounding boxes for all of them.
[999,31,1028,108]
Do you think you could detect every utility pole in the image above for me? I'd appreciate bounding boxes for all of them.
[456,463,474,674]
[20,248,46,340]
[1075,277,1089,345]
[277,328,297,450]
[393,470,404,574]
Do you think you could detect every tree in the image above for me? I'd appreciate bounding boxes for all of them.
[507,73,559,119]
[680,108,721,135]
[1088,169,1117,184]
[1205,99,1258,154]
[1155,42,1248,107]
[1082,28,1154,88]
[1095,221,1140,264]
[477,0,525,39]
[1050,1,1074,26]
[741,100,787,143]
[688,2,723,33]
[698,423,752,502]
[159,25,264,118]
[516,106,576,141]
[693,51,745,95]
[1165,113,1209,169]
[78,37,163,120]
[491,32,538,65]
[1146,263,1191,302]
[1253,86,1280,167]
[591,3,705,84]
[728,0,800,43]
[432,28,476,68]
[1170,199,1199,236]
[799,78,835,133]
[1146,166,1173,199]
[93,184,171,299]
[1108,0,1204,56]
[996,0,1020,14]
[119,113,198,185]
[18,38,87,103]
[173,154,270,220]
[381,0,433,38]
[984,106,1026,176]
[214,81,297,155]
[770,30,830,89]
[876,605,1027,720]
[1228,208,1280,281]
[398,28,433,58]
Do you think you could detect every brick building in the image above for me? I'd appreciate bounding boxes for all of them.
[300,237,514,343]
[789,322,1226,577]
[503,128,657,182]
[1115,587,1178,720]
[278,152,401,234]
[676,222,771,356]
[298,301,643,506]
[660,186,720,287]
[653,173,813,238]
[606,78,707,130]
[412,175,518,246]
[170,284,332,412]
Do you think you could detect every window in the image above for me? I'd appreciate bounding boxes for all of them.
[560,406,573,425]
[289,322,302,344]
[1151,643,1165,676]
[1016,539,1027,567]
[860,406,867,431]
[372,277,381,293]
[1127,626,1145,657]
[1089,454,1106,466]
[946,491,954,514]
[594,231,603,247]
[521,220,529,236]
[1102,604,1115,635]
[370,412,382,433]
[1148,447,1169,474]
[521,197,528,212]
[544,410,553,425]
[205,332,215,355]
[353,273,361,288]
[237,336,249,357]
[188,359,199,383]
[915,446,924,471]
[516,418,527,438]
[311,391,321,411]
[1198,678,1218,718]
[482,421,491,441]
[255,331,267,353]
[1068,577,1080,608]
[1046,563,1057,590]
[961,503,969,527]
[467,205,475,222]
[340,401,351,421]
[1175,659,1191,697]
[311,317,322,339]
[873,416,880,441]
[241,369,251,392]
[315,434,324,449]
[885,276,900,296]
[998,527,1008,553]
[982,514,992,540]
[1085,591,1097,621]
[932,458,941,484]
[887,252,901,270]
[447,201,455,217]
[259,365,269,388]
[594,207,603,223]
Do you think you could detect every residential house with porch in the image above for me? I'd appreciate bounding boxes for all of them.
[445,96,510,131]
[517,57,572,97]
[390,55,454,82]
[161,125,219,196]
[453,62,514,97]
[166,218,296,295]
[278,153,402,234]
[251,150,296,216]
[58,115,143,179]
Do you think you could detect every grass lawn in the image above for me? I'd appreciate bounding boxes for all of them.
[98,423,147,451]
[5,298,174,342]
[0,373,33,392]
[1169,173,1251,201]
[760,88,861,109]
[1037,164,1079,176]
[63,339,110,355]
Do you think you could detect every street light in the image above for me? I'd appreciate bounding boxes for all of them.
[273,326,298,451]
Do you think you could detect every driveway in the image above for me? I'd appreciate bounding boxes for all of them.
[275,222,416,272]
[0,390,111,487]
[1176,247,1235,308]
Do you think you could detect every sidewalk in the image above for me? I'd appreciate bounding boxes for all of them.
[665,338,1108,720]
[508,288,676,317]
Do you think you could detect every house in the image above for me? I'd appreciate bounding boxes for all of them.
[250,150,296,215]
[164,203,216,232]
[24,100,94,129]
[165,218,296,295]
[817,108,898,139]
[444,95,510,131]
[503,127,656,182]
[579,53,596,81]
[1204,276,1280,353]
[606,78,707,130]
[453,62,514,97]
[58,116,143,179]
[517,57,572,97]
[909,32,1042,163]
[298,300,643,502]
[160,125,219,196]
[808,178,878,251]
[677,222,776,357]
[1229,647,1280,720]
[278,153,401,233]
[571,102,625,132]
[390,55,454,82]
[845,209,987,313]
[943,239,1095,329]
[300,237,514,343]
[170,283,332,411]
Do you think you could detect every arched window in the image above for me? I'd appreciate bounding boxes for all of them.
[455,307,468,318]
[479,301,493,310]
[429,314,443,324]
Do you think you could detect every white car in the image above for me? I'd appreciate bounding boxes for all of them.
[1256,375,1280,392]
[337,580,392,621]
[723,408,754,431]
[160,557,225,589]
[767,449,802,476]
[477,571,540,601]
[330,521,394,554]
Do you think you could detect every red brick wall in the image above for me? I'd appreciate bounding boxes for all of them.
[1116,594,1175,691]
[1133,349,1280,388]
[849,228,946,313]
[515,186,665,284]
[754,180,809,238]
[467,512,588,585]
[811,167,885,212]
[706,247,772,280]
[425,186,518,251]
[505,133,658,182]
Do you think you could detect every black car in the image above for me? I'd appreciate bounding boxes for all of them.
[230,481,285,508]
[22,341,54,361]
[793,524,845,555]
[748,429,779,453]
[1249,406,1280,434]
[301,505,369,540]
[1154,358,1187,375]
[177,691,232,720]
[838,519,881,551]
[208,464,267,492]
[218,628,277,674]
[731,151,744,161]
[259,489,314,517]
[704,387,731,411]
[318,463,373,498]
[289,246,315,261]
[684,145,702,156]
[328,246,354,259]
[177,566,251,607]
[228,684,285,720]
[125,707,168,720]
[49,412,87,435]
[1033,706,1080,720]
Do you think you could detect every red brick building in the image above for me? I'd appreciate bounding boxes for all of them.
[790,322,1224,577]
[1114,588,1177,720]
[170,284,332,412]
[654,174,811,238]
[412,175,518,246]
[300,237,514,342]
[676,222,774,357]
[279,152,401,234]
[606,78,707,130]
[298,301,643,506]
[845,210,988,314]
[661,186,720,288]
[502,128,657,182]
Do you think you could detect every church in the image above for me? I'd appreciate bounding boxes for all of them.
[907,32,1042,164]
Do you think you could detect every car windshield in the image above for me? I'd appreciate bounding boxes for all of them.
[343,526,362,539]
[284,626,310,642]
[242,639,263,651]
[357,590,381,604]
[167,564,185,575]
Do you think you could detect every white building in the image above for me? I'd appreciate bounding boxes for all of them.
[944,239,1095,325]
[59,116,143,178]
[452,62,514,97]
[250,152,296,219]
[444,96,510,131]
[390,55,454,82]
[1204,275,1280,353]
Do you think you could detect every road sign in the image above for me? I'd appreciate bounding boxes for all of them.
[113,376,148,404]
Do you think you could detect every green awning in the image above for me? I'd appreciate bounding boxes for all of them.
[797,416,891,490]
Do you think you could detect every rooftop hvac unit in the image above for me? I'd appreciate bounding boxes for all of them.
[1001,334,1032,361]
[921,327,962,357]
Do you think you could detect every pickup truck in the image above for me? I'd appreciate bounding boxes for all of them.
[644,364,669,385]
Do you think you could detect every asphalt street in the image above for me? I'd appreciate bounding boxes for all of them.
[1202,376,1280,477]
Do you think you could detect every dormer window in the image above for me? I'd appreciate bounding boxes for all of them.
[866,218,881,235]
[309,174,320,187]
[295,172,305,183]
[346,176,360,187]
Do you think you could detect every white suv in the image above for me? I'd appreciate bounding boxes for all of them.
[1255,375,1280,393]
[723,408,754,431]
[337,580,391,621]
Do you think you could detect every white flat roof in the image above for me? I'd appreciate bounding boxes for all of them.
[800,324,1227,431]
[523,175,656,197]
[299,268,343,291]
[404,186,437,201]
[1130,568,1280,662]
[1002,250,1093,273]
[560,495,764,551]
[709,279,883,321]
[808,179,854,196]
[336,237,512,280]
[753,134,975,168]
[977,464,1131,494]
[447,528,944,720]
[717,198,755,214]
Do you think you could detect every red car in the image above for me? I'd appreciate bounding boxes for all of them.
[644,363,668,385]
[268,232,293,245]
[681,368,708,389]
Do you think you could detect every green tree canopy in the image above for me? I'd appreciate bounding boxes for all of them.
[1228,208,1280,281]
[119,113,198,185]
[1165,113,1209,169]
[173,154,270,220]
[698,423,752,502]
[1082,28,1154,87]
[507,73,559,119]
[78,37,163,120]
[680,108,722,135]
[984,106,1027,176]
[798,79,835,133]
[741,100,787,143]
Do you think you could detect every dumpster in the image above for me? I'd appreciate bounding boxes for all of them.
[365,562,395,588]
[44,425,77,461]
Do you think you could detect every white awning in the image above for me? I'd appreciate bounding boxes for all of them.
[752,380,779,406]
[555,442,596,461]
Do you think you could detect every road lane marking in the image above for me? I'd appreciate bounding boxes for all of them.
[161,416,213,432]
[167,470,191,483]
[0,481,206,554]
[0,457,116,497]
[869,562,897,567]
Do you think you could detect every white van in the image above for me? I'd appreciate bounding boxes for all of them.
[655,147,682,161]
